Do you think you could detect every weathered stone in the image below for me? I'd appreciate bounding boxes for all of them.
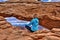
[8,0,38,2]
[0,1,60,40]
[0,34,8,40]
[0,21,6,25]
[0,16,5,21]
[52,28,60,32]
[34,29,50,34]
[42,36,60,40]
[0,2,60,29]
[18,36,33,40]
[0,23,11,29]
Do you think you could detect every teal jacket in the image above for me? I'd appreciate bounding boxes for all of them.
[28,18,39,31]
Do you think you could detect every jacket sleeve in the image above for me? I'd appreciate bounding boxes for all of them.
[27,19,34,26]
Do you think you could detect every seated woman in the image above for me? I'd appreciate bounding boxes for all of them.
[25,14,39,32]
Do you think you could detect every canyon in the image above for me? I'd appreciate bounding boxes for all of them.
[0,0,60,40]
[0,16,60,40]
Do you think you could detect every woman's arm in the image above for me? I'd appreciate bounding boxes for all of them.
[28,19,34,26]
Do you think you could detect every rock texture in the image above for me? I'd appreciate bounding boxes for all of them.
[0,16,60,40]
[0,0,60,29]
[8,0,38,2]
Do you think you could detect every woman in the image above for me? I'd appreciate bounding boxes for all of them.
[25,14,39,32]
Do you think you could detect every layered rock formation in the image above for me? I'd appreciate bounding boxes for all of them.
[0,0,60,29]
[8,0,38,2]
[0,16,60,40]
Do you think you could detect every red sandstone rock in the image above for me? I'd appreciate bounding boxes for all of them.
[0,21,6,25]
[0,18,60,40]
[0,23,11,29]
[0,34,8,40]
[34,29,50,34]
[51,28,60,32]
[40,15,60,29]
[8,0,37,2]
[0,1,60,40]
[0,16,11,29]
[0,16,5,21]
[42,36,60,40]
[18,36,33,40]
[0,2,60,29]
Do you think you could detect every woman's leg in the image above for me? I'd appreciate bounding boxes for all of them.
[25,25,34,32]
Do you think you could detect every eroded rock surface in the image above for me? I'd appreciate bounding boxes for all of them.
[0,1,60,29]
[0,16,60,40]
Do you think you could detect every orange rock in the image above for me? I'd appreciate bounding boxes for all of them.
[0,21,7,25]
[42,36,60,40]
[51,28,60,32]
[0,16,5,21]
[0,34,8,40]
[18,36,33,40]
[0,23,11,29]
[8,0,37,2]
[0,2,60,29]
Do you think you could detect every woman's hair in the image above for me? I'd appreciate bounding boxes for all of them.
[33,14,37,18]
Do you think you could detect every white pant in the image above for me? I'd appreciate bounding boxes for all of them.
[0,0,8,2]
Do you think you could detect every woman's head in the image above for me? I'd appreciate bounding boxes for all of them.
[33,14,38,18]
